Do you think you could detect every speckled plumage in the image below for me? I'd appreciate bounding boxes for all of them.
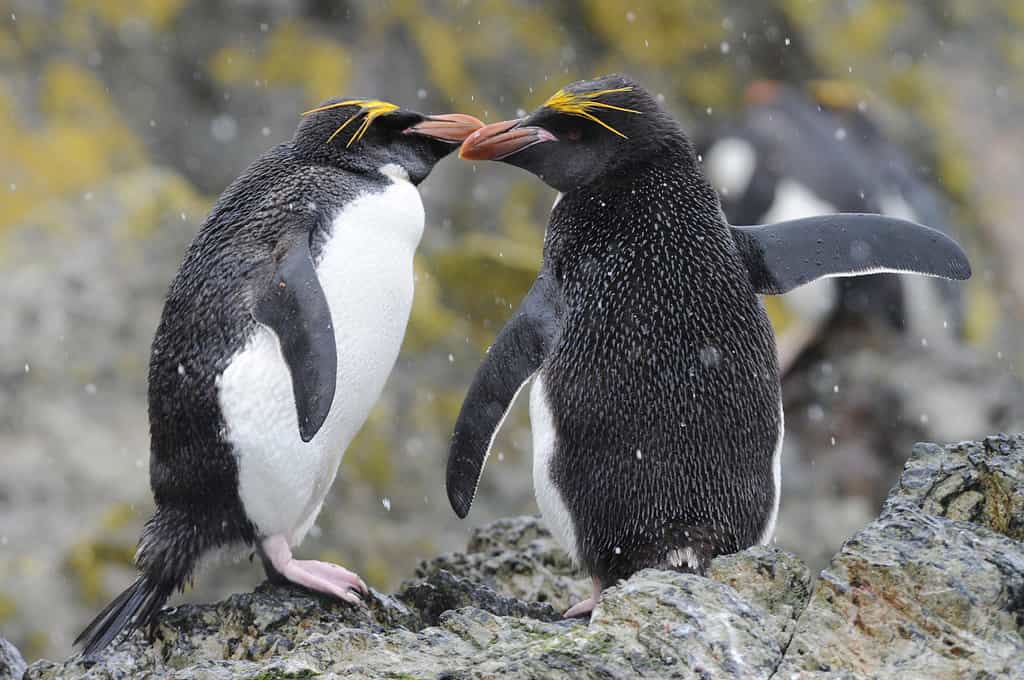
[449,76,781,589]
[537,155,780,586]
[77,100,474,656]
[448,75,969,604]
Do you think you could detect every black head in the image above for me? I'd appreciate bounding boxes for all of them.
[460,75,685,192]
[293,98,482,184]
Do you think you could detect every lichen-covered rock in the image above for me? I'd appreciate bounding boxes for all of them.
[0,636,26,680]
[777,434,1024,678]
[24,434,1024,679]
[25,518,809,679]
[414,515,592,613]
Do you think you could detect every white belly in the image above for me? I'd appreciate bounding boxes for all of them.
[530,374,579,563]
[219,176,424,546]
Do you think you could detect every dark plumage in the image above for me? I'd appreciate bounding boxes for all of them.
[449,74,969,617]
[76,99,481,656]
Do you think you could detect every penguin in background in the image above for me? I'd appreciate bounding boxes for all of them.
[448,75,969,617]
[75,99,482,656]
[697,80,967,373]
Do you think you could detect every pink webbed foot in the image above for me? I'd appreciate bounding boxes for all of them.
[261,535,368,605]
[564,576,602,619]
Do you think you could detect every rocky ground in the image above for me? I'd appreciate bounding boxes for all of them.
[7,432,1021,679]
[5,1,1024,664]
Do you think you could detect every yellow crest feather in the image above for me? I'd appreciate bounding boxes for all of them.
[541,86,640,138]
[301,99,400,147]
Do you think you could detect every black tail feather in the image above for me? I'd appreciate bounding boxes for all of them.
[74,574,174,658]
[74,502,255,658]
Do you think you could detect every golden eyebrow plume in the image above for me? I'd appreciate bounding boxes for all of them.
[541,86,641,138]
[301,99,400,147]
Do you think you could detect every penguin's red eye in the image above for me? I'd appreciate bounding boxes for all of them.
[566,128,582,142]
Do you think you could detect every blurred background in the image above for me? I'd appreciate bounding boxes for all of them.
[2,0,1023,662]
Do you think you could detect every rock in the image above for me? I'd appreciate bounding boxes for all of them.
[414,515,592,613]
[24,521,810,679]
[779,334,1024,573]
[0,636,26,680]
[777,434,1024,678]
[24,433,1024,678]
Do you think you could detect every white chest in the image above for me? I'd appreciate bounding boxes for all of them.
[219,177,424,544]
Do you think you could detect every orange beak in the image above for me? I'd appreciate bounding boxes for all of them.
[405,113,484,143]
[459,119,557,160]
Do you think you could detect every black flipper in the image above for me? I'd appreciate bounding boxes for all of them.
[254,233,337,442]
[731,213,972,295]
[446,269,563,518]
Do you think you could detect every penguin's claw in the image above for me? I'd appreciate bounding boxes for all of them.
[563,597,597,618]
[563,576,602,619]
[279,559,366,604]
[294,559,369,596]
[261,535,368,604]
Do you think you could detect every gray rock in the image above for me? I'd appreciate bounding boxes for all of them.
[0,636,26,680]
[778,433,1024,678]
[24,433,1024,679]
[24,521,809,679]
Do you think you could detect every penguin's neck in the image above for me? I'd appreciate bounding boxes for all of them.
[555,155,725,245]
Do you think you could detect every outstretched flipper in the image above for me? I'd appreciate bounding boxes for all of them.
[731,213,971,295]
[447,269,563,518]
[254,231,337,442]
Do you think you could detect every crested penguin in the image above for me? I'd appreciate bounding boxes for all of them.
[698,80,967,372]
[447,75,970,618]
[75,99,482,656]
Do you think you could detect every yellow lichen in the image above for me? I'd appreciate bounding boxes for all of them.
[582,0,723,66]
[361,555,392,590]
[404,256,462,354]
[0,60,146,230]
[345,405,395,492]
[0,592,15,623]
[209,21,352,106]
[963,278,1000,346]
[763,296,797,335]
[69,0,187,30]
